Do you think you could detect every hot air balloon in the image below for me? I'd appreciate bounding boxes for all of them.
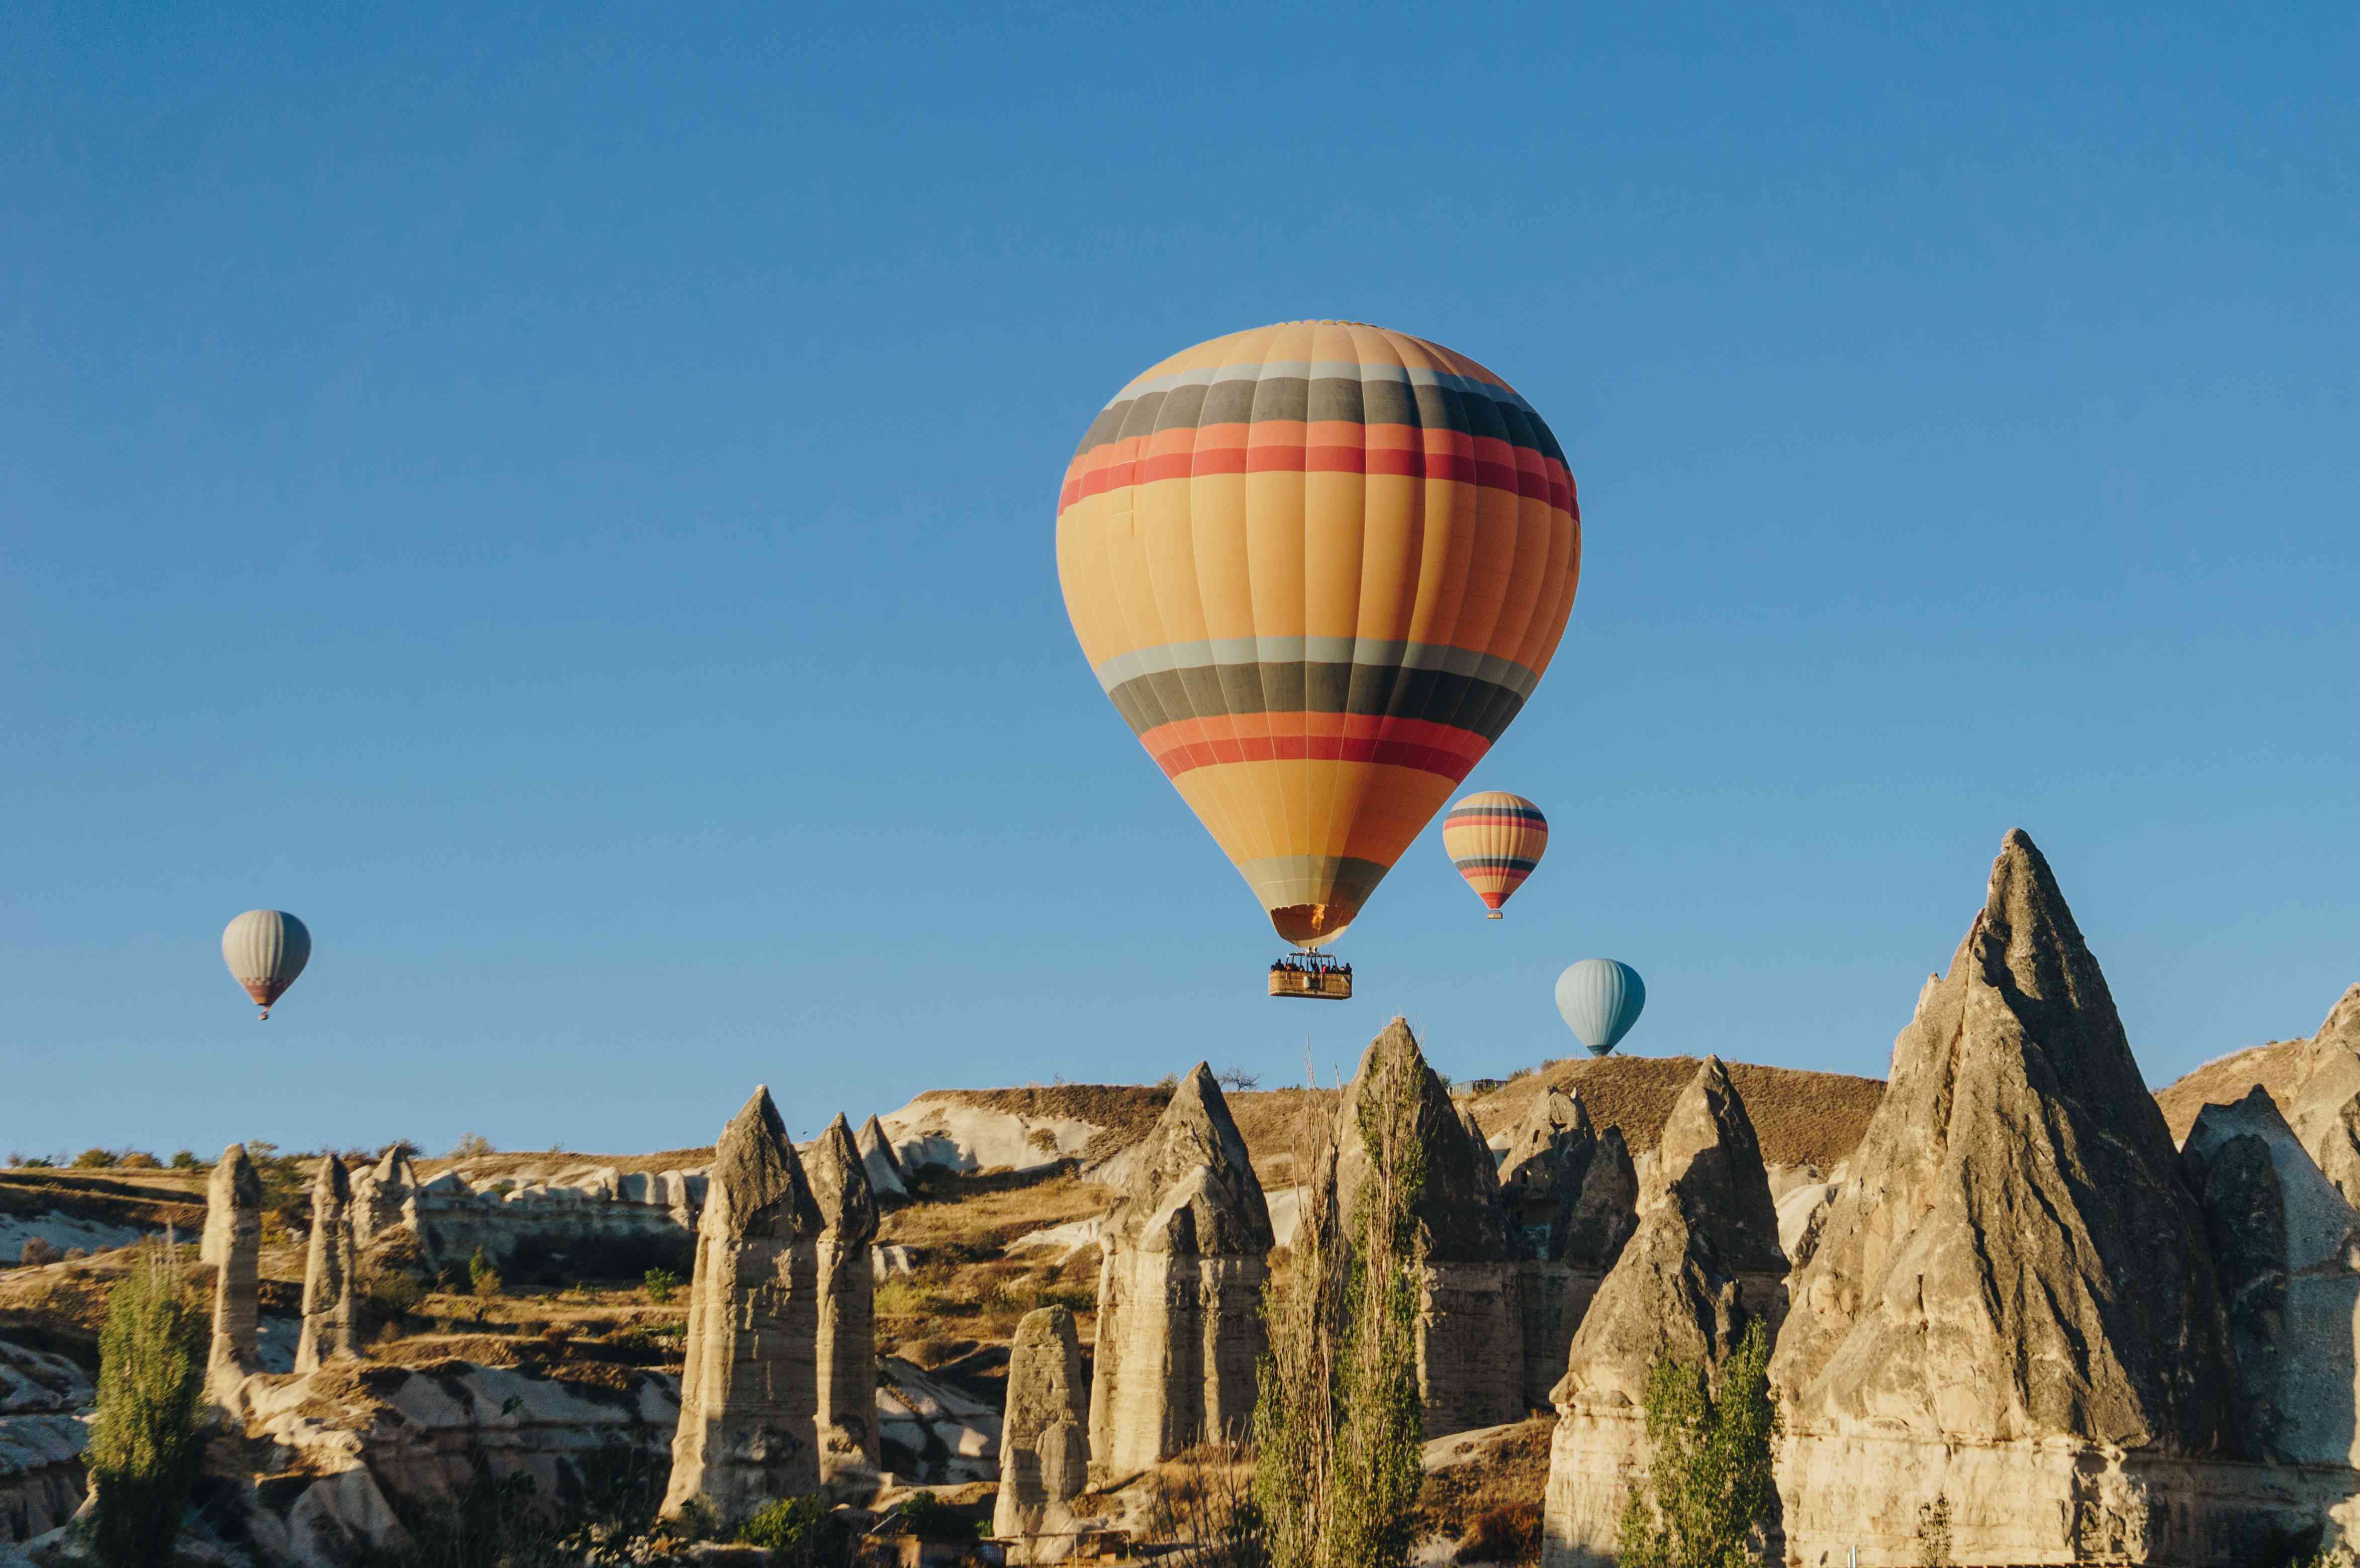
[1442,791,1548,918]
[221,910,310,1021]
[1056,322,1581,995]
[1556,958,1643,1056]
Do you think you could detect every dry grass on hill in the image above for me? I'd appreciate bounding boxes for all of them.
[1471,1055,1887,1170]
[2151,1039,2310,1141]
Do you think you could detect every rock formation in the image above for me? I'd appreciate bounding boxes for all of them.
[1332,1019,1523,1436]
[1498,1088,1639,1411]
[1768,830,2241,1566]
[2280,987,2360,1209]
[857,1113,912,1203]
[295,1157,360,1375]
[2181,1087,2360,1466]
[660,1085,825,1521]
[806,1112,881,1482]
[1089,1062,1273,1475]
[205,1143,263,1401]
[995,1305,1091,1564]
[0,1337,95,1540]
[349,1145,420,1249]
[1540,1056,1782,1566]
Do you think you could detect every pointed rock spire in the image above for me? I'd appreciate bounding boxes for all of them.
[855,1113,911,1203]
[2181,1086,2360,1465]
[996,1305,1091,1562]
[1541,1056,1767,1564]
[1501,1086,1641,1413]
[807,1112,881,1481]
[294,1157,359,1375]
[1090,1062,1273,1474]
[204,1143,263,1401]
[1328,1019,1521,1436]
[1767,830,2237,1565]
[662,1086,825,1522]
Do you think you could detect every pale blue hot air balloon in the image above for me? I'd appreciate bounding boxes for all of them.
[1556,959,1644,1057]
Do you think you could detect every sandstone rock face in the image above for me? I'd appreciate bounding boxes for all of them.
[857,1114,912,1203]
[1499,1088,1639,1412]
[1331,1019,1523,1437]
[206,1143,264,1401]
[348,1146,419,1249]
[2280,987,2360,1209]
[806,1112,881,1482]
[2181,1087,2360,1467]
[295,1158,360,1377]
[995,1305,1091,1563]
[1089,1062,1273,1476]
[1645,1055,1787,1332]
[400,1163,706,1270]
[1541,1055,1779,1567]
[1769,831,2242,1566]
[0,1339,91,1542]
[661,1085,825,1521]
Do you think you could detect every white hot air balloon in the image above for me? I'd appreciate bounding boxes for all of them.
[221,910,311,1021]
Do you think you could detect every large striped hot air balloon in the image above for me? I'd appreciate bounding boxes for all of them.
[221,910,310,1021]
[1056,322,1581,962]
[1441,791,1548,918]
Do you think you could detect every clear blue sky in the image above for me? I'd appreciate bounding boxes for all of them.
[6,4,2355,1158]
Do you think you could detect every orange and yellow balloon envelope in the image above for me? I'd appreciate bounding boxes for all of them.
[1055,322,1581,948]
[1442,792,1549,918]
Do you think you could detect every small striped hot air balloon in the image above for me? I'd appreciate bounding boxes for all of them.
[1056,322,1581,969]
[1556,958,1644,1056]
[221,910,311,1021]
[1441,791,1548,918]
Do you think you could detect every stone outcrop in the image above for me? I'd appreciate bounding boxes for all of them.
[806,1112,880,1482]
[1332,1019,1523,1436]
[995,1305,1091,1563]
[205,1143,263,1400]
[1541,1056,1782,1566]
[1769,831,2244,1566]
[2181,1087,2360,1467]
[0,1339,91,1541]
[2280,987,2360,1209]
[1498,1088,1639,1411]
[348,1146,419,1249]
[857,1114,912,1203]
[295,1158,360,1376]
[1646,1055,1786,1331]
[1089,1062,1273,1475]
[661,1085,825,1521]
[400,1164,705,1270]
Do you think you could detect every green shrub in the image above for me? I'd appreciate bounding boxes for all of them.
[1617,1318,1780,1568]
[738,1494,826,1546]
[897,1490,980,1541]
[86,1240,206,1568]
[468,1247,503,1300]
[118,1151,161,1170]
[72,1147,117,1169]
[643,1265,681,1305]
[166,1150,201,1171]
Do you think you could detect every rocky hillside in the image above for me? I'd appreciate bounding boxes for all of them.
[2152,985,2360,1141]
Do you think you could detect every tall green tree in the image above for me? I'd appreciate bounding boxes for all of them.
[1253,1039,1429,1568]
[86,1239,208,1568]
[1618,1318,1781,1568]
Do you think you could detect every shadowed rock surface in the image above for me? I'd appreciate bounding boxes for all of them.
[856,1112,912,1203]
[1541,1055,1778,1567]
[2277,988,2360,1210]
[806,1111,881,1482]
[660,1085,825,1521]
[205,1143,263,1401]
[294,1156,359,1376]
[1333,1019,1522,1437]
[1089,1062,1272,1475]
[996,1305,1091,1563]
[1499,1088,1639,1411]
[1769,831,2246,1566]
[2182,1087,2360,1467]
[1646,1055,1786,1331]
